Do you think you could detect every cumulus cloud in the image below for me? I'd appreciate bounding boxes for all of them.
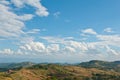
[39,34,120,56]
[1,34,120,62]
[97,35,120,41]
[97,35,120,47]
[18,14,34,21]
[104,27,113,33]
[26,29,41,34]
[1,26,119,61]
[64,46,76,53]
[82,28,97,35]
[40,36,65,44]
[105,46,118,55]
[0,3,24,37]
[0,0,49,38]
[0,0,10,5]
[20,41,45,53]
[46,44,59,53]
[0,0,120,62]
[65,41,88,51]
[0,49,14,55]
[11,0,49,16]
[19,42,60,54]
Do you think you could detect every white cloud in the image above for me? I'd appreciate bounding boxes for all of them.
[18,14,34,21]
[0,0,49,38]
[11,0,49,17]
[0,2,28,37]
[40,36,65,43]
[39,35,120,56]
[26,29,41,34]
[20,41,45,53]
[104,27,113,33]
[97,35,120,47]
[16,49,24,55]
[64,46,76,53]
[105,46,118,55]
[0,49,14,55]
[97,35,120,41]
[82,28,97,35]
[19,41,60,54]
[1,34,120,62]
[0,0,10,5]
[0,2,120,63]
[19,36,35,44]
[46,44,59,53]
[66,41,88,51]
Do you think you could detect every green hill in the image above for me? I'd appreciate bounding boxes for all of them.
[78,60,120,72]
[0,61,120,80]
[0,62,35,72]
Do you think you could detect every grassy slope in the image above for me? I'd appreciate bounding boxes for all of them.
[78,60,120,72]
[0,64,120,80]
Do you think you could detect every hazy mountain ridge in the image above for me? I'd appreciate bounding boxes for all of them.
[0,60,120,80]
[78,60,120,72]
[0,62,35,72]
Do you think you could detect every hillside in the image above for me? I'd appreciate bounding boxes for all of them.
[78,60,120,72]
[0,62,35,72]
[0,61,120,80]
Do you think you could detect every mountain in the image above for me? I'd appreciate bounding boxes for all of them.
[0,60,120,80]
[78,60,120,72]
[0,62,35,72]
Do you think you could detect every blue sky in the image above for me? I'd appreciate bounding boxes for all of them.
[0,0,120,63]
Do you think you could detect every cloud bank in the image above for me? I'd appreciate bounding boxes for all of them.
[0,0,120,62]
[0,0,49,38]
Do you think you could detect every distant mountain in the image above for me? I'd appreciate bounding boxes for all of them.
[1,63,120,80]
[113,61,120,64]
[0,62,35,71]
[78,60,120,72]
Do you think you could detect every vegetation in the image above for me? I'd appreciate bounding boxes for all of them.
[78,60,120,72]
[0,60,120,80]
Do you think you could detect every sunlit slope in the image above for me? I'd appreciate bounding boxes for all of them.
[0,64,120,80]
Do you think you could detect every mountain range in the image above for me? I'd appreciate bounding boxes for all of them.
[0,60,120,80]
